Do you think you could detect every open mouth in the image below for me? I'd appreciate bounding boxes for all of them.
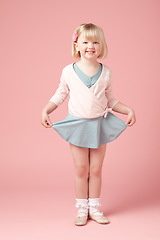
[86,51,95,53]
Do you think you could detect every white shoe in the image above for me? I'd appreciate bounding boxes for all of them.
[74,212,88,226]
[89,211,110,224]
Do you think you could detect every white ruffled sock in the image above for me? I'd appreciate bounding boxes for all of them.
[88,198,103,216]
[75,198,88,217]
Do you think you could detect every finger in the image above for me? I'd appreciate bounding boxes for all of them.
[129,119,135,127]
[41,121,47,127]
[47,120,52,126]
[125,119,131,125]
[41,121,51,128]
[128,119,134,127]
[125,118,132,125]
[47,117,52,126]
[46,121,52,127]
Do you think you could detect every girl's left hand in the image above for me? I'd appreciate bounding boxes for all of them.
[125,109,136,127]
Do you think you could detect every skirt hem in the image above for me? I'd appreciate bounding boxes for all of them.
[52,112,128,149]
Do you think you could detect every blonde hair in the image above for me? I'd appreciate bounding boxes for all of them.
[72,23,108,59]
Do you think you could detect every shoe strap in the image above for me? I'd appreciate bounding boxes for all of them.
[91,210,103,216]
[78,212,88,216]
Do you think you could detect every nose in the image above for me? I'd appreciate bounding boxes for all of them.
[88,42,94,48]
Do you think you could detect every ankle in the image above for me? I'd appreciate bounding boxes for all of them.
[88,197,102,215]
[75,198,88,217]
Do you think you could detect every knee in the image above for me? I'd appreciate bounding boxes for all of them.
[89,165,102,177]
[75,164,89,178]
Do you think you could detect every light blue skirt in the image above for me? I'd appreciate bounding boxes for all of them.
[52,112,128,149]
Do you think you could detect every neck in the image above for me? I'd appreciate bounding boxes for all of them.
[78,57,99,68]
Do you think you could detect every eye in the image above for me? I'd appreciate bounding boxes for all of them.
[93,42,99,44]
[83,41,88,44]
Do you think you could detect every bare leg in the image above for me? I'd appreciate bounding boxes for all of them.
[89,144,107,198]
[69,143,90,199]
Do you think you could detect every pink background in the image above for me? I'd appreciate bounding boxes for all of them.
[1,0,160,239]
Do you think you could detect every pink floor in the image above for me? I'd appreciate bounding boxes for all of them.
[0,187,160,240]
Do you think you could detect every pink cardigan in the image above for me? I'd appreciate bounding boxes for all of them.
[49,63,119,119]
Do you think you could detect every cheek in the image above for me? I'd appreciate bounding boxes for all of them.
[95,46,101,53]
[98,45,102,53]
[81,47,87,53]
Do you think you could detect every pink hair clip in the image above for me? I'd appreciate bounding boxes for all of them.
[73,31,78,42]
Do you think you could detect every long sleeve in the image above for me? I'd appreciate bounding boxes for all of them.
[105,70,119,108]
[49,70,70,107]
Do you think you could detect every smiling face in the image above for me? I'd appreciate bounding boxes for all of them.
[75,32,102,61]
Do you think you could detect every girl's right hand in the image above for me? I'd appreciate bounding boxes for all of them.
[41,111,53,128]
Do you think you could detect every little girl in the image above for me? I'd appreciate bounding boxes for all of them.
[41,23,136,226]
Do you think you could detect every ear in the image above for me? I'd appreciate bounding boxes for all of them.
[75,42,80,52]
